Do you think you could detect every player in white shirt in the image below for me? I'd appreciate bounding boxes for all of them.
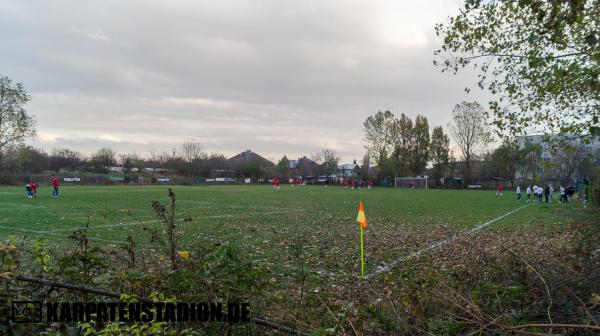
[516,185,521,200]
[526,185,532,202]
[560,186,566,203]
[537,185,544,203]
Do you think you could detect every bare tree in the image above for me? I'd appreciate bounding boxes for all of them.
[552,143,594,185]
[119,152,142,173]
[147,147,165,168]
[180,138,204,176]
[164,148,184,174]
[50,148,85,172]
[313,148,340,179]
[91,147,117,173]
[205,153,230,175]
[448,101,491,185]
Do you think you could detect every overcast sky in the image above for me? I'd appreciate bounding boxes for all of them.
[1,0,489,163]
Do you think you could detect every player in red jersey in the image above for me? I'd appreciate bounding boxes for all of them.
[51,175,59,197]
[30,181,38,198]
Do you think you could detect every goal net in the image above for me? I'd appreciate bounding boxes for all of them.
[394,177,428,189]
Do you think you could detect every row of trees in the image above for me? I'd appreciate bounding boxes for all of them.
[447,101,493,185]
[449,100,600,186]
[485,140,600,186]
[0,139,231,177]
[274,148,343,180]
[363,110,451,183]
[1,139,353,181]
[362,99,600,187]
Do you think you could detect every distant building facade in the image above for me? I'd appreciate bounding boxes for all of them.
[515,134,600,185]
[337,163,360,178]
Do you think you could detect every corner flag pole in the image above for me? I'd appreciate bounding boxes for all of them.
[360,225,365,278]
[356,200,368,279]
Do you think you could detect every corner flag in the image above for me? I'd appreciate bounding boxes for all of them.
[357,200,368,228]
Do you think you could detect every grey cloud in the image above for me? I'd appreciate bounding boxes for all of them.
[2,0,490,163]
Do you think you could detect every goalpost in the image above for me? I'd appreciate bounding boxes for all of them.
[394,176,428,189]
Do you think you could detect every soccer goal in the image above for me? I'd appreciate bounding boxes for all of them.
[394,176,428,189]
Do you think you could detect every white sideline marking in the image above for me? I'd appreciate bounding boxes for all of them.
[0,224,61,236]
[44,209,308,233]
[364,204,533,279]
[0,224,138,246]
[178,200,212,205]
[4,203,46,208]
[202,209,305,219]
[5,230,160,250]
[49,220,156,232]
[286,264,339,278]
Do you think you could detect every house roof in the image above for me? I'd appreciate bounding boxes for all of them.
[228,150,274,166]
[290,156,317,169]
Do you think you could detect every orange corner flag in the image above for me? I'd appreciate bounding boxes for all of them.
[357,200,368,228]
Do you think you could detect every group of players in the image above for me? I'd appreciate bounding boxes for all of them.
[271,177,374,190]
[343,179,373,189]
[25,176,585,205]
[271,177,282,190]
[272,177,307,190]
[25,175,60,198]
[514,183,584,204]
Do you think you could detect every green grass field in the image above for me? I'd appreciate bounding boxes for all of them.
[0,185,591,278]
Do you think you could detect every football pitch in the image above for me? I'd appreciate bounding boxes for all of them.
[0,185,589,278]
